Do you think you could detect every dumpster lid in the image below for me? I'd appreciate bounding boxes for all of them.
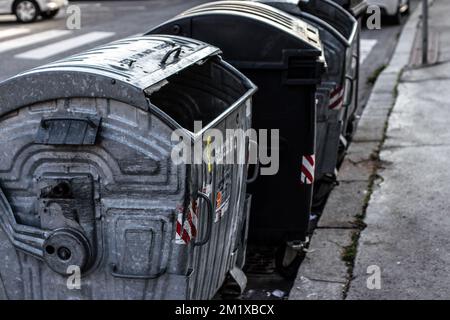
[255,0,358,46]
[179,1,323,53]
[0,35,222,117]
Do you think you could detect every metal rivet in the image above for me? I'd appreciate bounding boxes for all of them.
[57,247,72,261]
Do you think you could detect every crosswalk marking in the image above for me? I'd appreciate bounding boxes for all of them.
[0,31,377,64]
[15,31,116,60]
[361,39,378,64]
[0,28,30,40]
[0,30,71,54]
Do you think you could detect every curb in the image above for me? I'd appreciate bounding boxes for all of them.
[289,2,425,300]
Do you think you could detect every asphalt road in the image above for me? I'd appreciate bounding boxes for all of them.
[358,0,421,120]
[0,0,420,299]
[0,0,209,81]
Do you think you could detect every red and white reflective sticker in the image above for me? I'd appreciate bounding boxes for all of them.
[329,86,344,110]
[175,201,199,245]
[301,154,315,185]
[175,211,185,244]
[215,198,230,222]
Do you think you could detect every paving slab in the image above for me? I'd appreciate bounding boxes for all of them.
[351,114,387,143]
[318,181,369,229]
[371,72,399,94]
[337,158,375,182]
[347,141,379,161]
[291,229,353,286]
[364,92,395,111]
[289,277,345,300]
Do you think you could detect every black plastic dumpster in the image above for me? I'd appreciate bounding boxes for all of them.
[255,0,360,206]
[0,35,257,300]
[147,1,326,274]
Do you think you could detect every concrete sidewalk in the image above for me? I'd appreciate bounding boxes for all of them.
[347,0,450,299]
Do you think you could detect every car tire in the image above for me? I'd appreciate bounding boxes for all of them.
[13,0,39,23]
[389,0,410,25]
[41,9,60,19]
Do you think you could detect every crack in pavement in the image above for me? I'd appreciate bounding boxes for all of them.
[315,226,359,230]
[300,277,347,285]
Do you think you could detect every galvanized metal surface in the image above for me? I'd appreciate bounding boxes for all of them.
[0,35,221,116]
[0,35,257,300]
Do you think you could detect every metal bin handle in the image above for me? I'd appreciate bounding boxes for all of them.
[193,191,214,247]
[160,46,182,66]
[246,139,260,184]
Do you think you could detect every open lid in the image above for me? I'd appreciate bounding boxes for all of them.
[0,35,222,117]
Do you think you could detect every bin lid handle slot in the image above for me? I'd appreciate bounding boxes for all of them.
[35,115,102,146]
[109,264,167,280]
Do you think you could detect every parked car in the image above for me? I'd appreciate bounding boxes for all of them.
[0,0,68,23]
[367,0,410,24]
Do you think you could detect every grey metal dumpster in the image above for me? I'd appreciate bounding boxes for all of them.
[330,0,368,133]
[0,35,257,300]
[146,1,326,277]
[255,0,360,207]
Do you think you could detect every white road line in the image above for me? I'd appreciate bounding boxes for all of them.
[15,31,116,60]
[0,30,71,54]
[360,39,378,64]
[0,28,30,40]
[0,15,16,23]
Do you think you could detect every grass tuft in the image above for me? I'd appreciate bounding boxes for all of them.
[367,64,387,85]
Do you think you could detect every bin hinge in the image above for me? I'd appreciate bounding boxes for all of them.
[0,185,94,275]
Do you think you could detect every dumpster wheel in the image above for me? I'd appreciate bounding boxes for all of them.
[275,244,306,280]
